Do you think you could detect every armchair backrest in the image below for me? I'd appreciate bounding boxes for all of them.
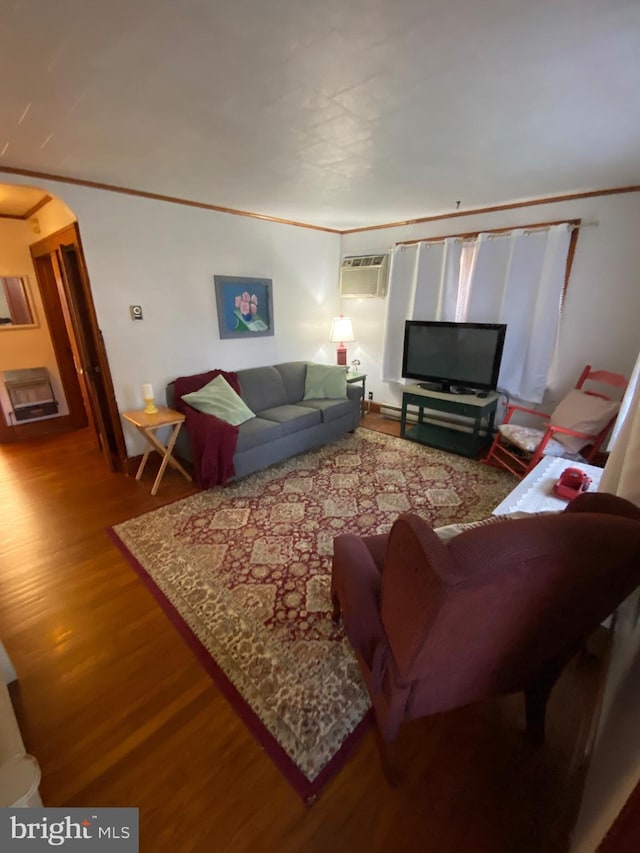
[379,508,640,710]
[380,515,451,681]
[576,365,628,398]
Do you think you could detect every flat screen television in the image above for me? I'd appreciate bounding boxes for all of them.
[402,321,507,394]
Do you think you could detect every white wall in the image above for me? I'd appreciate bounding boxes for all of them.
[0,175,341,454]
[0,219,68,421]
[340,192,640,411]
[3,174,638,457]
[35,196,76,237]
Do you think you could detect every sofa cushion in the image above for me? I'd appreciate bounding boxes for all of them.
[237,366,288,412]
[274,362,308,404]
[235,417,284,452]
[302,398,354,423]
[303,364,347,400]
[257,404,322,435]
[181,374,255,426]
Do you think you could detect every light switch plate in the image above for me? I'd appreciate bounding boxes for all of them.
[130,305,143,320]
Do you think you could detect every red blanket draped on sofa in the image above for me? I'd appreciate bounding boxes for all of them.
[173,369,241,488]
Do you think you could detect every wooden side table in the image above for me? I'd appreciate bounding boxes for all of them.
[121,406,192,496]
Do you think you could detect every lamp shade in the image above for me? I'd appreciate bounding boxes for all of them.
[329,316,355,343]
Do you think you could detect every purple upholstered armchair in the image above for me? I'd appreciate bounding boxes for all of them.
[331,493,640,770]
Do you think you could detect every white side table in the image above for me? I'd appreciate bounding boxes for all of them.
[492,456,603,516]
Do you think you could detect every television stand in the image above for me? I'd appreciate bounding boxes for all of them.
[448,385,476,395]
[416,381,476,396]
[400,385,499,458]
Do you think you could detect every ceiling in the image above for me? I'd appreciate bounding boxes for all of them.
[0,184,49,219]
[1,0,639,231]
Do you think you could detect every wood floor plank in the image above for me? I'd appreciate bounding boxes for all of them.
[0,422,599,851]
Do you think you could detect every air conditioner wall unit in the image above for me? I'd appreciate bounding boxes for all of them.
[340,254,388,298]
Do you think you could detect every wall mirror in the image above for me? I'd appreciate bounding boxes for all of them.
[0,276,38,329]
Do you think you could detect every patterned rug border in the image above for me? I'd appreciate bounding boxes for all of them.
[106,525,372,804]
[106,428,514,803]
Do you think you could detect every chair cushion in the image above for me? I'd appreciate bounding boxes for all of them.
[181,374,255,426]
[549,389,620,453]
[498,424,568,457]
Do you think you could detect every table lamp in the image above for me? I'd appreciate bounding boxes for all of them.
[329,316,355,366]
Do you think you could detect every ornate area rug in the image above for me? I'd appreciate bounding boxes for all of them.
[108,428,513,802]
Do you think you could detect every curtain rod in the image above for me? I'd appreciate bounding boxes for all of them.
[395,219,596,247]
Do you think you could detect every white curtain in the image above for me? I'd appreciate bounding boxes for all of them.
[599,350,640,506]
[381,223,572,402]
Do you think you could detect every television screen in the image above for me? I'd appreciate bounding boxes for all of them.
[402,321,507,393]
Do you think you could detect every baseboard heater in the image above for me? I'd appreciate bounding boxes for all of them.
[3,367,59,422]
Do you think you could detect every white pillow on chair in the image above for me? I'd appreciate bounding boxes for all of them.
[550,390,620,453]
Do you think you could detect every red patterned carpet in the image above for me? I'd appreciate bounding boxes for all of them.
[109,428,514,801]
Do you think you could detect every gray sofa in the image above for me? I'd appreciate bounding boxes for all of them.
[167,361,362,480]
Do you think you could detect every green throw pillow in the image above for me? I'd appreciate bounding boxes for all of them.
[181,375,255,426]
[303,364,348,399]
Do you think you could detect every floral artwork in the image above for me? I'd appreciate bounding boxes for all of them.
[236,291,258,321]
[214,275,274,339]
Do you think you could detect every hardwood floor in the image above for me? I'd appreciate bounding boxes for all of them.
[0,422,601,852]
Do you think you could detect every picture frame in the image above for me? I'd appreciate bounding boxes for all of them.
[214,275,274,339]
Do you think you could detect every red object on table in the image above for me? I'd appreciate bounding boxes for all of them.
[552,467,592,501]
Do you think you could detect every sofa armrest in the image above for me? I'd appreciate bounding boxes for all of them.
[346,384,363,405]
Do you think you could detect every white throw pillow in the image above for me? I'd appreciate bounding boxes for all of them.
[181,375,255,426]
[549,389,619,453]
[303,364,347,399]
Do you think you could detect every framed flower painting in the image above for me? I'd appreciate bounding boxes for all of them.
[214,275,274,339]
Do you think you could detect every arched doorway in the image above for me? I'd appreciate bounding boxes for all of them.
[0,185,126,472]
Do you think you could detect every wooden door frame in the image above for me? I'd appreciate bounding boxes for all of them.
[32,253,89,430]
[30,224,127,472]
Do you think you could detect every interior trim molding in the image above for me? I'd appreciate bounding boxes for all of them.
[23,194,52,220]
[0,194,52,221]
[0,165,341,235]
[341,185,640,234]
[1,165,638,235]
